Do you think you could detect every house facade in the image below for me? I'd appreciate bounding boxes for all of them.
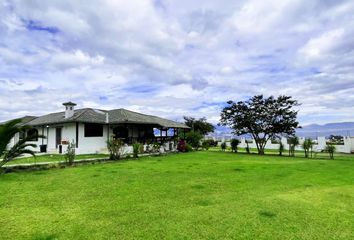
[8,102,189,154]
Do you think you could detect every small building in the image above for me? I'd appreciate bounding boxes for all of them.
[7,102,189,154]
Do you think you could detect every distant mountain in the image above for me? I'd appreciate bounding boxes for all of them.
[208,122,354,139]
[296,122,354,138]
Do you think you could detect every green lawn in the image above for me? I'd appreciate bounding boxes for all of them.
[0,151,353,239]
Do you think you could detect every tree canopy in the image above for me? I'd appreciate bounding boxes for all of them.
[219,95,300,155]
[183,116,215,136]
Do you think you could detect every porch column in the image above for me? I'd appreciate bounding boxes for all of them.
[76,122,79,148]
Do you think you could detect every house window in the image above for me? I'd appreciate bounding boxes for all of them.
[27,128,38,141]
[84,123,103,137]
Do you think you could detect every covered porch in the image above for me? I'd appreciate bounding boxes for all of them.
[109,123,188,144]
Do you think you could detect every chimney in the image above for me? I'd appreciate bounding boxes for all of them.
[63,101,77,119]
[105,112,109,123]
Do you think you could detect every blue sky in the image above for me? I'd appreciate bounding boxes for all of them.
[1,0,354,125]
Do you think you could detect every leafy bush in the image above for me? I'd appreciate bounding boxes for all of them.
[327,135,344,145]
[145,144,151,153]
[152,142,161,153]
[302,138,314,158]
[185,131,203,150]
[221,142,226,151]
[287,136,299,157]
[230,138,240,153]
[325,144,336,159]
[203,139,218,147]
[139,144,144,154]
[177,139,187,152]
[107,138,125,160]
[201,140,210,150]
[185,143,193,152]
[64,141,76,165]
[132,142,141,158]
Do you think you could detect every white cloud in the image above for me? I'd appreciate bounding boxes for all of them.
[50,50,104,69]
[0,0,354,127]
[299,28,345,59]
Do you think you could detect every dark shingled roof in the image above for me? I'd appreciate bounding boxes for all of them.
[26,108,189,129]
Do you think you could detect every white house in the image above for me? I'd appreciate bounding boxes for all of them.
[7,102,189,154]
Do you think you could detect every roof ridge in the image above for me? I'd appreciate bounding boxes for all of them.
[72,108,90,120]
[116,108,158,118]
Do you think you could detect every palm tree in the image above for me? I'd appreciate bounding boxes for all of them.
[0,119,43,168]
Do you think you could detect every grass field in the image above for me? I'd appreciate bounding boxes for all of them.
[3,146,349,167]
[0,151,353,239]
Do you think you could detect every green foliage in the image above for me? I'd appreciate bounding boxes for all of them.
[185,143,193,152]
[201,140,210,150]
[107,138,125,160]
[185,131,203,150]
[325,144,336,159]
[152,142,161,154]
[0,119,44,168]
[327,135,344,145]
[302,138,314,158]
[64,141,76,165]
[220,95,300,155]
[132,142,141,158]
[230,138,240,153]
[203,139,218,147]
[183,116,215,135]
[220,142,227,151]
[287,136,299,157]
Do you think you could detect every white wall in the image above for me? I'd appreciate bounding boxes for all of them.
[222,136,354,154]
[75,123,109,154]
[7,123,178,156]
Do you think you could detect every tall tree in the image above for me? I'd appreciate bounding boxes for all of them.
[302,138,314,158]
[220,95,300,155]
[288,136,299,157]
[0,119,43,168]
[183,116,215,136]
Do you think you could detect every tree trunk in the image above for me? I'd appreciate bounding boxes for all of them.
[258,148,265,155]
[258,143,265,155]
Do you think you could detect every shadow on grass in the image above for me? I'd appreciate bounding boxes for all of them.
[214,150,352,162]
[259,210,277,218]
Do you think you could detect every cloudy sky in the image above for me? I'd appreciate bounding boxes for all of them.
[1,0,354,125]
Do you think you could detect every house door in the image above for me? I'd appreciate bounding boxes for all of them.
[56,127,62,148]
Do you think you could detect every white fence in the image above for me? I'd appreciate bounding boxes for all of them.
[217,137,354,154]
